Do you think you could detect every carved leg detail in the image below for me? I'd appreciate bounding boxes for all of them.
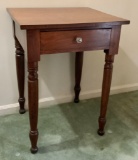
[98,53,114,136]
[28,62,39,154]
[74,52,84,103]
[15,37,26,114]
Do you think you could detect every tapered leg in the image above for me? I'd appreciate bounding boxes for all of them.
[15,37,26,114]
[28,62,39,153]
[98,53,114,136]
[74,51,84,103]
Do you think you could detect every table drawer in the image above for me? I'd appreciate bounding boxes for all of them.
[40,29,111,54]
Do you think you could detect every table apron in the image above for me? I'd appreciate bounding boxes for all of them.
[40,29,111,54]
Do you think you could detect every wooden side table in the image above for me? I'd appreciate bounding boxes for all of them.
[7,8,130,153]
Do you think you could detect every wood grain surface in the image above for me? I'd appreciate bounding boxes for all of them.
[8,7,130,153]
[7,8,130,29]
[40,29,111,54]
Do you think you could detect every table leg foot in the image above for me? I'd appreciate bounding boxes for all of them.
[74,98,79,103]
[98,117,106,136]
[19,108,26,114]
[97,129,105,136]
[18,97,26,114]
[74,86,80,103]
[30,147,38,154]
[29,130,39,154]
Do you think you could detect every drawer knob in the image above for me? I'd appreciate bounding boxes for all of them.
[76,37,83,43]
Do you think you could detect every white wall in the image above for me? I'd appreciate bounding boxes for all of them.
[0,0,138,113]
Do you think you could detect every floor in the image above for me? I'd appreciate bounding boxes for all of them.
[0,91,138,160]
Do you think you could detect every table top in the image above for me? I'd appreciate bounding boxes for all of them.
[7,7,130,30]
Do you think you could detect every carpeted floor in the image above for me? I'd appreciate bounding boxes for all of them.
[0,91,138,160]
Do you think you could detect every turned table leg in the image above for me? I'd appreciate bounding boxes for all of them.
[28,62,39,153]
[98,53,114,136]
[15,37,26,114]
[74,51,84,103]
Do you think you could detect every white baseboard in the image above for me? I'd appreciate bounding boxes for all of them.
[0,83,138,116]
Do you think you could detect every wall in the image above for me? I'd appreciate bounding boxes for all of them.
[0,0,138,114]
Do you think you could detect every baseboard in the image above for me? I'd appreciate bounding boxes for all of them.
[0,83,138,116]
[0,103,19,116]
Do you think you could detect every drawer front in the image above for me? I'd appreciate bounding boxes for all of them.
[40,29,111,54]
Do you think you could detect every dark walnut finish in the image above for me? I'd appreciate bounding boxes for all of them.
[74,52,84,103]
[7,8,130,153]
[28,62,39,153]
[40,29,111,54]
[14,35,26,114]
[98,53,114,135]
